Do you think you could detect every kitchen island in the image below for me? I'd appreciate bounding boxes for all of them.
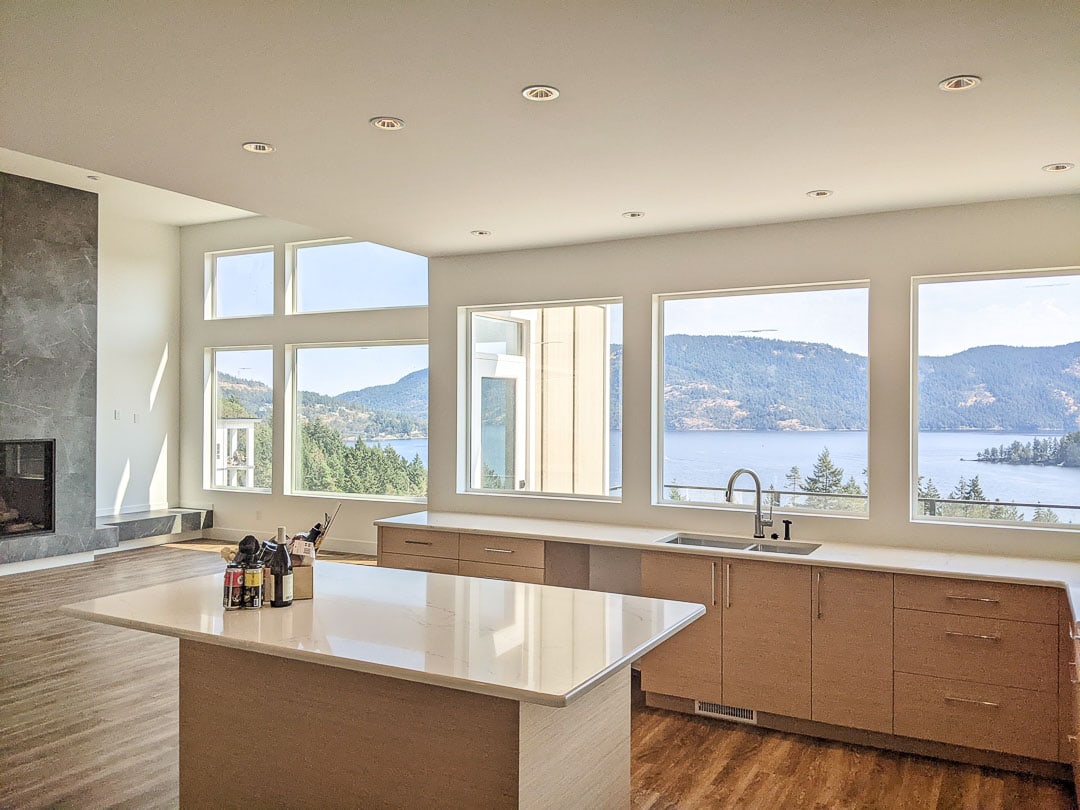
[62,562,703,809]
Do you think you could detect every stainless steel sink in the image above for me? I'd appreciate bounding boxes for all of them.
[744,541,821,555]
[663,534,753,550]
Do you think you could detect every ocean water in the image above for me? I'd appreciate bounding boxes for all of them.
[366,430,1080,514]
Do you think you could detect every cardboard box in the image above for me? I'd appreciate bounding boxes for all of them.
[262,563,314,604]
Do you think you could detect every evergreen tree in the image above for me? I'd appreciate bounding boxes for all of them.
[1033,506,1061,524]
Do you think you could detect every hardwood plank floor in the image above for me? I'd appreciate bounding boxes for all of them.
[0,544,1074,809]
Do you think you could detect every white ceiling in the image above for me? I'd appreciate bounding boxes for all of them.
[1,1,1077,256]
[0,147,252,227]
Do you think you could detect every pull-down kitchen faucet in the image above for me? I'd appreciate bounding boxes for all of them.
[724,468,773,539]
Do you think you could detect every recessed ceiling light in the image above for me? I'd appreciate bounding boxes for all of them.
[242,142,274,154]
[806,189,833,198]
[938,75,981,92]
[470,230,492,236]
[370,116,405,131]
[522,85,560,101]
[622,211,645,219]
[1042,162,1074,173]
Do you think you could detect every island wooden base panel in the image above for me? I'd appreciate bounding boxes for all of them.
[2,544,1074,809]
[645,691,1072,782]
[179,640,628,809]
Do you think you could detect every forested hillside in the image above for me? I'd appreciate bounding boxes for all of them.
[918,342,1080,431]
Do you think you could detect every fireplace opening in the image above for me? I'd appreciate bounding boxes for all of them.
[0,440,55,538]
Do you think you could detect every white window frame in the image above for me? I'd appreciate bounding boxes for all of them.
[286,237,429,316]
[654,280,870,515]
[204,246,275,320]
[286,340,429,503]
[205,345,273,493]
[910,265,1080,529]
[461,298,621,502]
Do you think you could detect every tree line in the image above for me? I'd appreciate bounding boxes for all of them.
[974,432,1080,468]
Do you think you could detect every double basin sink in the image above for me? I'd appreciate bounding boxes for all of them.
[663,534,820,555]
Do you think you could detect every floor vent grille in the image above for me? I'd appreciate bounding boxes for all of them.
[695,701,757,724]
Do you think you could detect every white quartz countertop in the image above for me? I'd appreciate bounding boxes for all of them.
[376,511,1080,620]
[61,562,704,707]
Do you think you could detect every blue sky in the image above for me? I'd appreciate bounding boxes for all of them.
[918,274,1080,356]
[295,241,427,312]
[297,345,428,396]
[664,288,869,355]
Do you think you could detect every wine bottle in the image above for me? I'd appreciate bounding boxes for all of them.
[269,526,294,608]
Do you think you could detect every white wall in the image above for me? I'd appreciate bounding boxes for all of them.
[96,210,181,516]
[178,217,428,551]
[429,195,1080,560]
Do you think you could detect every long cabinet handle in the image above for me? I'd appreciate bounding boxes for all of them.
[404,540,433,546]
[945,594,1000,604]
[710,561,716,607]
[944,696,1000,708]
[725,563,731,609]
[944,630,1001,641]
[815,571,823,620]
[483,547,514,554]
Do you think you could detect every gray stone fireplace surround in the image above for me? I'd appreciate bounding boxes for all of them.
[0,171,114,563]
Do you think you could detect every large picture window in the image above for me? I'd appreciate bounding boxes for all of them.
[292,343,428,499]
[210,348,273,490]
[208,248,274,319]
[291,240,428,314]
[465,300,622,499]
[658,285,869,514]
[914,270,1080,526]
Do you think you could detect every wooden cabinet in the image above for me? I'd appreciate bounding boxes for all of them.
[459,534,545,569]
[721,558,811,719]
[639,552,722,704]
[379,528,555,585]
[458,559,545,584]
[894,574,1058,624]
[811,567,893,733]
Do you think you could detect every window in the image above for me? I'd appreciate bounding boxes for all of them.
[292,343,428,499]
[914,270,1080,526]
[208,248,274,318]
[464,300,622,499]
[210,349,273,490]
[658,285,869,514]
[292,240,428,314]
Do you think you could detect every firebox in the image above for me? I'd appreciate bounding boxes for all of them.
[0,440,55,538]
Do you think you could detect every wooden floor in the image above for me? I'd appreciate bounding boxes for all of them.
[0,544,1074,809]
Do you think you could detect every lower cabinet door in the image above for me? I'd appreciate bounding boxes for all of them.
[811,567,893,733]
[722,558,811,719]
[639,552,722,704]
[640,612,723,704]
[894,672,1057,761]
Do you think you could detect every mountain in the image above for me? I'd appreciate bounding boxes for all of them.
[918,342,1080,431]
[656,335,869,431]
[337,369,428,420]
[218,370,428,440]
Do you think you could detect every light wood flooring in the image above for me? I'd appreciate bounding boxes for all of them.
[0,543,1074,809]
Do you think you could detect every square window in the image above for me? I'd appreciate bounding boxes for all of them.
[293,344,428,498]
[658,286,868,514]
[915,271,1080,526]
[209,249,274,318]
[464,301,622,499]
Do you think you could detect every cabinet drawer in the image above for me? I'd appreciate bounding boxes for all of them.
[379,527,459,560]
[894,672,1057,761]
[379,552,459,576]
[459,533,545,569]
[894,574,1057,625]
[458,560,545,584]
[894,608,1056,692]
